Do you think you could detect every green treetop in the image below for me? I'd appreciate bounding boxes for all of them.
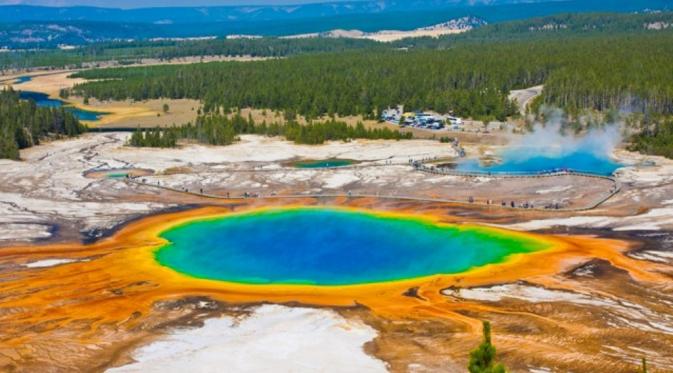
[468,321,507,373]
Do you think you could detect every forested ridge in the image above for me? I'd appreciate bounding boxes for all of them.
[0,37,382,71]
[84,38,383,60]
[0,89,85,159]
[129,113,412,148]
[70,49,523,121]
[3,11,672,70]
[69,31,673,120]
[5,11,673,157]
[396,11,673,47]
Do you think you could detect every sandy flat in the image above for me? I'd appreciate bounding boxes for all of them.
[283,28,465,42]
[364,28,466,42]
[6,71,86,96]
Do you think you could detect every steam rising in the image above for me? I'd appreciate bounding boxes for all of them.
[457,111,624,175]
[507,121,622,160]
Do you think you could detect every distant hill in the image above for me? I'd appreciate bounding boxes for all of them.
[0,0,670,48]
[3,11,673,71]
[393,11,673,47]
[0,2,575,24]
[1,0,669,24]
[284,17,487,42]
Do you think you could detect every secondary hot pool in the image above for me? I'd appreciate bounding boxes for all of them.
[293,159,357,169]
[455,149,623,176]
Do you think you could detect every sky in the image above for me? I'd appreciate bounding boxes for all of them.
[0,0,354,7]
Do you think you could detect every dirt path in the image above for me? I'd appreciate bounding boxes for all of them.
[509,85,544,116]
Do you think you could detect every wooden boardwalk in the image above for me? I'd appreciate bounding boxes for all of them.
[124,160,621,213]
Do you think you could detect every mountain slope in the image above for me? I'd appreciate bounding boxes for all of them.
[0,0,669,24]
[0,0,670,49]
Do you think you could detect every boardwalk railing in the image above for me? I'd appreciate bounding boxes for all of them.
[125,167,621,213]
[411,161,615,180]
[112,154,622,214]
[410,159,621,212]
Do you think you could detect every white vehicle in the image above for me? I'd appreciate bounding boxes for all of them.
[447,116,463,126]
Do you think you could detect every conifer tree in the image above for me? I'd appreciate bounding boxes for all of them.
[468,321,507,373]
[0,88,84,159]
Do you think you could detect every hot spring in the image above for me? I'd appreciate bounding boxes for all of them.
[456,124,624,176]
[456,149,623,176]
[155,208,551,286]
[293,159,357,169]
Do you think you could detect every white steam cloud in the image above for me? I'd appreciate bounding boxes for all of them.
[508,112,623,160]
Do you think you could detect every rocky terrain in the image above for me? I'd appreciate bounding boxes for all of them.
[1,131,673,372]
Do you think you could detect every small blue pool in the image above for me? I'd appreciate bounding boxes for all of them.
[294,159,356,168]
